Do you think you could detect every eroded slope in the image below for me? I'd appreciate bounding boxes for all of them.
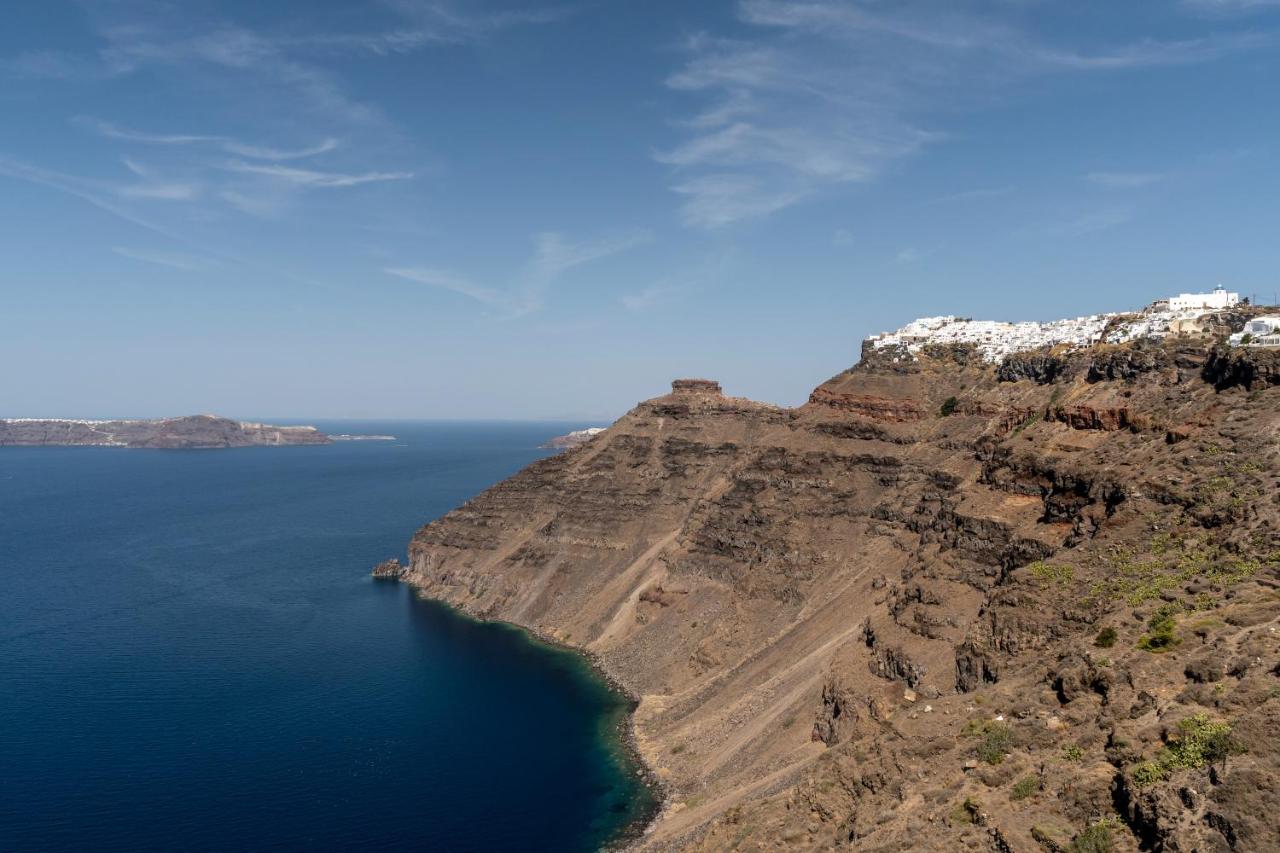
[402,346,1280,851]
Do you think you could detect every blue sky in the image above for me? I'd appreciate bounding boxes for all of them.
[3,0,1279,419]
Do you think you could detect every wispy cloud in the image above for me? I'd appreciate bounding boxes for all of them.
[926,184,1017,205]
[1085,171,1166,189]
[658,0,1267,228]
[380,267,510,308]
[386,229,650,316]
[895,246,938,264]
[1182,0,1280,15]
[0,155,189,240]
[620,249,735,313]
[224,161,413,188]
[112,246,215,271]
[283,2,573,55]
[1,50,90,80]
[81,118,342,161]
[1039,208,1133,238]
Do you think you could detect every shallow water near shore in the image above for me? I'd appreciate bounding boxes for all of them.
[0,421,652,851]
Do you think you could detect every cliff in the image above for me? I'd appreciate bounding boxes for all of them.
[400,349,1280,851]
[0,415,331,448]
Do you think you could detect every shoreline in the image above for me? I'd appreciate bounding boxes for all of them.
[394,581,667,851]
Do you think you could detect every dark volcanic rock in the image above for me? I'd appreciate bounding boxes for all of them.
[1086,341,1172,382]
[1202,346,1280,390]
[998,349,1079,384]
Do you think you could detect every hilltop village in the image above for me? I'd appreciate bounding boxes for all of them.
[867,287,1280,363]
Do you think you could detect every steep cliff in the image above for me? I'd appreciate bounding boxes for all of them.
[0,415,331,448]
[400,343,1280,851]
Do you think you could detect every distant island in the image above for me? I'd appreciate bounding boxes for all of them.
[0,415,332,449]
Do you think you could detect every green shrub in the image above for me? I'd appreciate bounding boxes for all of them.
[1062,744,1085,762]
[1132,714,1243,787]
[1010,775,1040,801]
[1094,627,1117,648]
[1166,714,1242,770]
[1137,604,1181,653]
[1069,817,1119,853]
[977,722,1014,765]
[1131,760,1166,787]
[940,396,959,417]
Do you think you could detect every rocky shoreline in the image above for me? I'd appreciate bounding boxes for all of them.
[371,557,665,849]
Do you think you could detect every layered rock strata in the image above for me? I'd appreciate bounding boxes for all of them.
[397,349,1280,851]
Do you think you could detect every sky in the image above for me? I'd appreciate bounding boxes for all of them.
[2,0,1279,420]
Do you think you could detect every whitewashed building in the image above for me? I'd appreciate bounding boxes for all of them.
[1228,316,1280,348]
[866,287,1251,363]
[1160,287,1239,312]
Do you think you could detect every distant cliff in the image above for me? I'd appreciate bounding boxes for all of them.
[0,415,331,448]
[397,345,1280,851]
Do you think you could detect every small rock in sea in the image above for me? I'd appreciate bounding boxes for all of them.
[371,558,404,579]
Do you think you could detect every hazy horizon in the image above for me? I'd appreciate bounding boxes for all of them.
[4,1,1280,419]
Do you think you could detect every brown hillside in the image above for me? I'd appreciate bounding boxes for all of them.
[400,340,1280,851]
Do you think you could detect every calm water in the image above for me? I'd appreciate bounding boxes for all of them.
[0,422,653,852]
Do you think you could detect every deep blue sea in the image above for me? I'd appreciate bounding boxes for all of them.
[0,421,652,852]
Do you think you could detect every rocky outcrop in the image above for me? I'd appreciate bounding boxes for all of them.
[0,415,331,448]
[371,558,405,579]
[1086,342,1171,382]
[807,388,925,421]
[997,349,1078,384]
[1203,346,1280,390]
[391,341,1280,852]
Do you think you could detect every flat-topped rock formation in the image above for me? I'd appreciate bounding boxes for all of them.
[394,339,1280,851]
[0,415,332,449]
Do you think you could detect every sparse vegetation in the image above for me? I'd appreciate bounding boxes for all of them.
[1131,714,1243,787]
[950,797,982,825]
[1011,410,1042,436]
[1086,534,1272,609]
[1010,775,1039,800]
[1029,561,1074,587]
[1068,817,1119,853]
[1137,604,1181,653]
[940,396,958,417]
[1094,627,1117,648]
[966,720,1014,765]
[1062,744,1085,762]
[671,743,686,754]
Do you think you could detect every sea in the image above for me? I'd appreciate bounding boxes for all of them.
[0,421,654,852]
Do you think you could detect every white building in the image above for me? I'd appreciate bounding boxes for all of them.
[1229,315,1280,348]
[866,288,1251,364]
[1164,286,1239,312]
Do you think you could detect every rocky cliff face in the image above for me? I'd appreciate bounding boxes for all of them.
[0,415,331,449]
[400,348,1280,851]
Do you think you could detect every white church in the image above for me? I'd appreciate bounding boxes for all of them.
[1154,286,1240,313]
